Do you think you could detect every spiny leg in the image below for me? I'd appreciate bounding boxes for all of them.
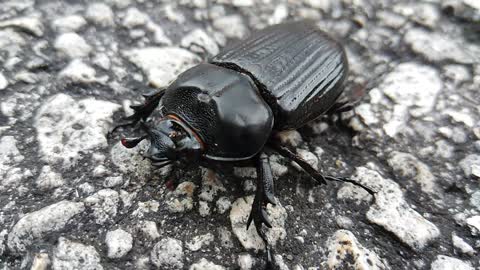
[268,140,375,195]
[247,152,276,269]
[109,88,165,134]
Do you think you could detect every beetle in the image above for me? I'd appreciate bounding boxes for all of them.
[111,20,373,269]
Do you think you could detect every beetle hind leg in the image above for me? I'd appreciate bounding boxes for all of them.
[268,140,375,195]
[109,88,165,135]
[248,153,276,269]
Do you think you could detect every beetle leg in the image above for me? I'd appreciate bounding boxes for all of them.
[268,141,375,195]
[247,153,276,269]
[110,88,165,134]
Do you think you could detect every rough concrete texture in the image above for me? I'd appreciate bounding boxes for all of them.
[0,0,479,269]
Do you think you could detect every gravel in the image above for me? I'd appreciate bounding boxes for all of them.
[1,0,479,269]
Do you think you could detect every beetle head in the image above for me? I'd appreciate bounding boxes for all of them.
[121,118,203,167]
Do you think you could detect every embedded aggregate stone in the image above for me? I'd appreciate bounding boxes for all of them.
[84,189,120,225]
[186,233,214,251]
[352,167,440,250]
[189,258,225,270]
[8,201,85,254]
[54,32,92,58]
[2,1,480,269]
[404,28,476,64]
[452,233,475,256]
[52,237,103,270]
[430,255,474,270]
[52,15,87,33]
[0,17,44,37]
[59,59,99,84]
[85,3,115,27]
[151,238,184,269]
[0,72,7,90]
[327,230,388,269]
[105,229,133,258]
[35,94,120,168]
[123,47,200,88]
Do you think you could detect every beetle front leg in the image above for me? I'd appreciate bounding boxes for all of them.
[110,88,165,134]
[247,152,276,269]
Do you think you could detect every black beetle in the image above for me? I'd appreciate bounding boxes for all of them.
[111,20,373,268]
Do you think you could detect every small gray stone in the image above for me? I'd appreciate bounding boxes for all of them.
[442,0,480,23]
[199,169,226,202]
[470,190,480,211]
[166,181,196,213]
[353,167,440,250]
[459,154,480,177]
[0,29,25,54]
[326,230,388,269]
[54,32,92,58]
[232,0,254,7]
[0,17,44,37]
[86,3,114,26]
[0,72,7,90]
[237,254,254,270]
[269,5,288,25]
[190,258,225,270]
[105,229,133,259]
[452,233,475,256]
[335,216,354,229]
[31,252,50,270]
[388,151,440,201]
[14,71,38,84]
[36,165,64,190]
[466,216,480,236]
[123,47,199,88]
[52,15,87,33]
[92,53,111,70]
[35,94,120,168]
[52,237,103,270]
[304,0,331,12]
[444,109,475,128]
[443,65,471,84]
[199,201,211,217]
[213,15,248,39]
[218,226,234,248]
[122,7,149,28]
[186,233,214,251]
[393,3,439,28]
[430,255,474,270]
[84,189,120,224]
[59,59,99,83]
[8,201,85,254]
[151,238,184,270]
[216,196,232,214]
[103,176,124,188]
[137,221,160,240]
[181,29,220,56]
[377,63,442,136]
[404,28,475,64]
[275,130,303,147]
[0,230,7,256]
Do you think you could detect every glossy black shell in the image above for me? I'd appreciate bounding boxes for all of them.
[161,21,348,161]
[161,63,273,161]
[212,20,348,130]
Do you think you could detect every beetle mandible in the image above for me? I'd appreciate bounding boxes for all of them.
[111,20,374,269]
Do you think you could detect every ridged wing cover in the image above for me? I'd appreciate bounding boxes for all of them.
[211,21,348,129]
